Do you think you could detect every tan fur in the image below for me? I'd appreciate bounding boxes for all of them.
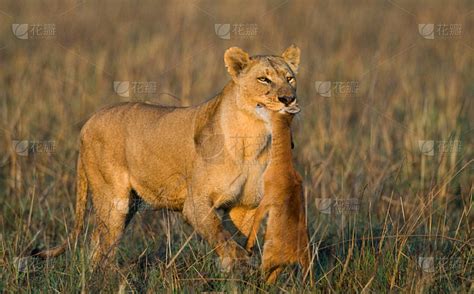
[35,45,302,271]
[244,109,312,284]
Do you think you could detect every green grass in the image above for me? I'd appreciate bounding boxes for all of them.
[0,0,473,292]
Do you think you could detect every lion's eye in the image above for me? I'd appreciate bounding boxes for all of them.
[287,76,295,83]
[257,77,272,84]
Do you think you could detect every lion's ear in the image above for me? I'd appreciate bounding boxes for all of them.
[224,47,250,79]
[282,44,300,74]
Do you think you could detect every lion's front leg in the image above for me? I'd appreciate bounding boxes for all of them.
[227,206,256,238]
[182,194,249,271]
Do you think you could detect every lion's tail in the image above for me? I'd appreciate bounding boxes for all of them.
[35,154,88,258]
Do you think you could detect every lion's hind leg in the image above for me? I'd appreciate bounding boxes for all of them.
[86,167,133,268]
[89,200,129,268]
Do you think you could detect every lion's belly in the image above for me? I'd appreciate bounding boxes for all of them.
[127,146,192,211]
[130,174,188,210]
[129,154,269,211]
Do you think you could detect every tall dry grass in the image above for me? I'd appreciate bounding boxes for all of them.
[0,0,472,292]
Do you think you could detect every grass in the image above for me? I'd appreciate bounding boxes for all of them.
[0,0,473,292]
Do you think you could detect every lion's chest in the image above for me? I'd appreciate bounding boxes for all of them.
[239,160,269,206]
[212,132,271,208]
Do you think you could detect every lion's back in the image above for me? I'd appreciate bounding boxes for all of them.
[80,102,187,142]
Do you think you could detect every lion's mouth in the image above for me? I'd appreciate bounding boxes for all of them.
[283,105,300,114]
[257,102,300,114]
[282,102,300,114]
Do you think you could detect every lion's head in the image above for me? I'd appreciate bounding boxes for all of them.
[224,45,301,116]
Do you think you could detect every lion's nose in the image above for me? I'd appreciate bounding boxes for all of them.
[278,95,296,106]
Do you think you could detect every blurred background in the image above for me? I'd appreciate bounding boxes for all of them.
[0,0,472,292]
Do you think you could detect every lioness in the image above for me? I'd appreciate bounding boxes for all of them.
[36,45,301,271]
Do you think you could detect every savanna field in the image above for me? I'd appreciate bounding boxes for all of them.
[0,0,473,292]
